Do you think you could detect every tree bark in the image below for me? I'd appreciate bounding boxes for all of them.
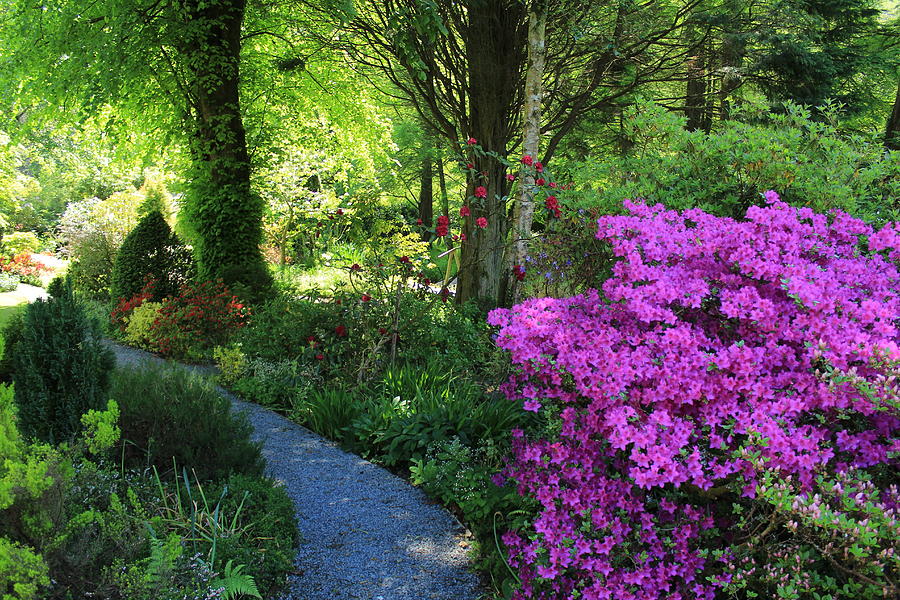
[180,0,269,290]
[418,148,434,241]
[454,0,526,310]
[507,1,547,305]
[886,75,900,151]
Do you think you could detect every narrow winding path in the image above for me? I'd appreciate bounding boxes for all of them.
[107,343,484,600]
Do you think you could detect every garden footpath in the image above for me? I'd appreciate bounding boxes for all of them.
[106,341,483,600]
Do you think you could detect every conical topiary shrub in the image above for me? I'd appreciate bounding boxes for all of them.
[110,210,195,302]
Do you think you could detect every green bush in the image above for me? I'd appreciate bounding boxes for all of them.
[1,232,42,257]
[11,293,114,443]
[111,363,264,481]
[208,474,298,595]
[566,100,900,222]
[110,210,195,303]
[122,301,162,350]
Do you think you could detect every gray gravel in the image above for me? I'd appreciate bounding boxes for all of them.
[106,342,484,600]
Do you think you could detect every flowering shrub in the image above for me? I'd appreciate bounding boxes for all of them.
[0,252,50,286]
[489,194,900,599]
[110,279,156,332]
[149,280,250,360]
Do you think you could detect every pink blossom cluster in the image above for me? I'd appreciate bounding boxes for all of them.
[488,194,900,599]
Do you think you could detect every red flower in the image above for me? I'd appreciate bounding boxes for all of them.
[416,218,423,225]
[336,208,344,215]
[506,173,516,181]
[466,137,477,145]
[437,215,449,226]
[399,255,411,263]
[361,294,371,302]
[536,178,545,186]
[379,327,388,335]
[335,325,347,337]
[549,181,557,188]
[513,265,526,281]
[315,353,324,361]
[452,235,459,241]
[436,225,448,237]
[545,195,559,210]
[466,163,474,169]
[534,161,544,172]
[440,287,450,302]
[521,155,533,166]
[460,233,467,241]
[476,217,488,229]
[474,186,487,198]
[460,205,471,217]
[350,263,362,272]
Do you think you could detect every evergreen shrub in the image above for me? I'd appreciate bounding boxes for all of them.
[11,293,114,443]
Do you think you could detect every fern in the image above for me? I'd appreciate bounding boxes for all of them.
[211,560,261,599]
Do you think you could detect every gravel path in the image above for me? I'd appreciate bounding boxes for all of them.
[107,342,483,600]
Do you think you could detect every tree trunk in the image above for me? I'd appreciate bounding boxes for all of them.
[418,150,434,241]
[886,75,900,151]
[180,0,269,291]
[507,1,547,305]
[454,0,525,310]
[686,50,708,132]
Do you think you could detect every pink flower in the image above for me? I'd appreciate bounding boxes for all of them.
[467,137,477,145]
[534,161,543,172]
[506,173,516,181]
[460,233,467,241]
[460,205,471,217]
[436,225,449,237]
[521,155,534,166]
[476,217,488,229]
[535,177,545,186]
[474,186,487,198]
[361,294,371,302]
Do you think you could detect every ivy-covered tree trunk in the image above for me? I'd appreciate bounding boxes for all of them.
[180,0,269,292]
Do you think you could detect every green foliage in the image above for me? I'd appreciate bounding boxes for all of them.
[110,210,195,303]
[0,233,41,258]
[207,474,298,596]
[122,302,162,350]
[724,468,899,599]
[231,357,318,413]
[211,561,260,600]
[11,294,114,443]
[571,101,900,222]
[58,193,141,301]
[111,363,263,482]
[0,537,49,600]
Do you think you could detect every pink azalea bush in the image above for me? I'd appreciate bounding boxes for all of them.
[489,193,900,599]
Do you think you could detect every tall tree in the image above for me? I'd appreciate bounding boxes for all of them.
[307,0,703,308]
[0,0,269,291]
